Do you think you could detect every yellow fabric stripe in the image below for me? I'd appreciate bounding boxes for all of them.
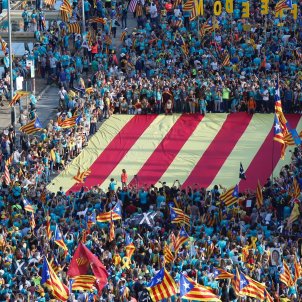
[209,114,273,189]
[272,116,302,179]
[156,114,228,187]
[101,115,180,188]
[47,115,134,193]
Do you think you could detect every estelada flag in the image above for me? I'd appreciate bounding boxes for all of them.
[67,243,108,292]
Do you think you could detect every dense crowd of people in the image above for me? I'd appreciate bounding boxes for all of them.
[0,0,301,300]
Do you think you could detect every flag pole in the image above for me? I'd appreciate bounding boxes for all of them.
[271,139,275,182]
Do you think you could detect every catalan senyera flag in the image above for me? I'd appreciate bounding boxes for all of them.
[68,23,81,34]
[182,0,194,11]
[23,198,35,213]
[73,167,91,183]
[125,242,136,259]
[67,243,108,292]
[264,289,274,302]
[222,51,230,67]
[71,275,96,291]
[9,93,21,107]
[45,212,52,240]
[19,117,43,135]
[220,185,239,207]
[280,260,294,287]
[213,267,234,280]
[275,0,292,13]
[48,113,302,195]
[30,212,36,230]
[60,9,69,22]
[283,129,302,146]
[274,81,288,129]
[256,180,263,208]
[273,113,286,159]
[163,244,174,264]
[174,226,189,255]
[170,206,190,226]
[3,163,11,186]
[147,268,177,302]
[240,274,266,301]
[61,0,72,13]
[125,233,136,259]
[180,273,221,301]
[5,154,13,166]
[287,199,300,228]
[88,17,106,24]
[0,38,7,52]
[49,257,61,274]
[294,257,302,283]
[58,115,80,129]
[54,225,68,252]
[291,178,301,199]
[41,257,69,301]
[96,203,122,223]
[109,211,115,242]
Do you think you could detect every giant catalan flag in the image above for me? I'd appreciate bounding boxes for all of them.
[48,114,302,194]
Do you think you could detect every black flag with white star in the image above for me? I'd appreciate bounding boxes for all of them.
[239,162,246,180]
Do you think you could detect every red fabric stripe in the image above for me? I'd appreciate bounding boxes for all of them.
[68,115,157,192]
[240,114,301,191]
[129,114,203,186]
[183,113,252,188]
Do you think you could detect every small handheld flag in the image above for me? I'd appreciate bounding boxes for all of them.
[239,162,246,180]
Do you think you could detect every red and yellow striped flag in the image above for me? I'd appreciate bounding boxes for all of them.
[0,38,7,52]
[60,10,69,22]
[46,213,52,240]
[291,178,301,199]
[294,257,302,283]
[109,212,115,242]
[147,268,177,301]
[182,0,194,11]
[68,23,81,34]
[240,274,266,301]
[19,118,43,135]
[88,17,106,24]
[5,154,13,166]
[58,115,79,129]
[222,52,230,66]
[9,94,21,107]
[256,180,263,208]
[4,163,11,186]
[61,0,72,13]
[30,212,36,230]
[280,260,294,287]
[163,244,174,264]
[125,243,136,259]
[71,275,96,291]
[220,185,239,207]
